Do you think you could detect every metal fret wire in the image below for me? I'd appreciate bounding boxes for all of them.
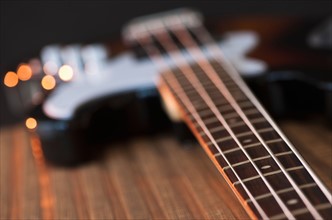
[190,22,332,205]
[169,20,323,219]
[188,26,332,206]
[148,22,299,220]
[132,29,269,219]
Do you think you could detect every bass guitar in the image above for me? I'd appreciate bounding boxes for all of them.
[3,8,332,219]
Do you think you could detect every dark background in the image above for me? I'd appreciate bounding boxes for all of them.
[1,0,331,126]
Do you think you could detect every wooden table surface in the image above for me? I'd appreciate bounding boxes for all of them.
[0,116,331,219]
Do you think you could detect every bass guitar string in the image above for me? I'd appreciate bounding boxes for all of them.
[147,21,296,219]
[169,18,322,219]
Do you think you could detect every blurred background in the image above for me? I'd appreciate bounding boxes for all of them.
[1,0,331,126]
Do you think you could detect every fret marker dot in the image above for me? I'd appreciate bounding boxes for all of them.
[243,139,252,144]
[261,165,271,170]
[287,199,298,205]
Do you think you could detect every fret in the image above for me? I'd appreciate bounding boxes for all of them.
[189,63,232,81]
[229,120,246,128]
[195,120,221,130]
[207,135,233,145]
[173,68,232,89]
[265,138,283,144]
[205,92,246,104]
[266,140,292,154]
[209,138,238,152]
[203,125,225,134]
[196,107,218,118]
[228,143,266,156]
[287,168,316,187]
[176,80,215,92]
[259,130,282,142]
[286,166,304,171]
[233,170,284,186]
[223,83,239,91]
[189,101,209,112]
[177,83,230,97]
[262,171,292,191]
[223,155,278,170]
[256,191,309,218]
[231,124,252,135]
[196,103,235,115]
[244,110,261,118]
[273,151,293,156]
[233,166,305,186]
[227,156,278,180]
[200,114,225,124]
[234,174,265,185]
[200,124,231,140]
[246,112,263,121]
[243,141,265,149]
[231,91,247,101]
[246,183,318,203]
[191,95,229,108]
[128,12,332,218]
[314,203,332,218]
[221,142,261,155]
[234,178,272,203]
[250,117,268,124]
[237,100,255,109]
[201,127,286,160]
[203,86,227,96]
[223,151,294,170]
[220,111,238,119]
[171,63,330,217]
[195,109,214,118]
[244,108,259,114]
[257,127,275,133]
[195,103,234,118]
[247,200,284,219]
[195,118,246,133]
[277,153,303,169]
[235,131,253,138]
[222,155,271,170]
[234,161,288,185]
[237,99,254,106]
[220,146,272,171]
[216,149,248,169]
[300,185,331,206]
[197,125,228,138]
[269,203,332,220]
[244,143,273,158]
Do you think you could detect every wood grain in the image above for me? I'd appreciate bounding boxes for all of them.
[0,117,331,219]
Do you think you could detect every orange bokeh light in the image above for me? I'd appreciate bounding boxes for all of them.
[4,71,18,87]
[41,75,56,90]
[58,65,74,81]
[17,64,32,81]
[26,117,37,129]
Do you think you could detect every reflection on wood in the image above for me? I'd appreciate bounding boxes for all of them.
[0,117,330,219]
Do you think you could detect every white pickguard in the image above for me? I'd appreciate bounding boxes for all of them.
[43,31,267,120]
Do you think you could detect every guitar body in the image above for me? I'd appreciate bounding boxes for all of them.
[24,14,331,166]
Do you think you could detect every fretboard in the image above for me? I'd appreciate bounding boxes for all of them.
[123,8,332,219]
[159,59,331,219]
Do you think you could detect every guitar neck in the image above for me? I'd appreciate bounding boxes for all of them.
[123,8,332,219]
[160,58,331,219]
